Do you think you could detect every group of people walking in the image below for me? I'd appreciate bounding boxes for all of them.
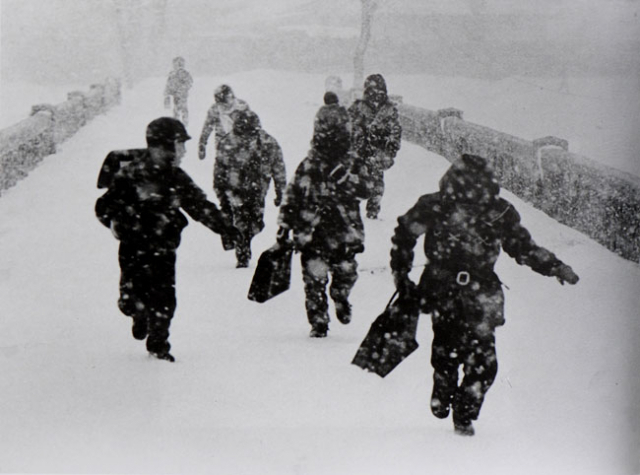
[96,59,579,436]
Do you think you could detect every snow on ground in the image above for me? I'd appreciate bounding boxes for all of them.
[0,70,638,474]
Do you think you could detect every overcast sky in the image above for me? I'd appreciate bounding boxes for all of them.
[1,0,638,84]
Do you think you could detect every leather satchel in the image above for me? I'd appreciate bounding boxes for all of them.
[247,240,294,303]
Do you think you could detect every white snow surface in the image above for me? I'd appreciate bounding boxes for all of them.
[0,70,638,475]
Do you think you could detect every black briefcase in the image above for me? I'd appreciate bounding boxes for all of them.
[247,240,294,303]
[352,291,420,378]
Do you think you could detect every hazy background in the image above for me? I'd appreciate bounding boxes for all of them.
[1,0,639,85]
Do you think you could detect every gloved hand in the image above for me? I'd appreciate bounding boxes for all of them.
[274,191,283,207]
[552,263,579,285]
[393,272,417,299]
[198,143,207,160]
[221,225,242,251]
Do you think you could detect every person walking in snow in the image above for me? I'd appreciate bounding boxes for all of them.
[215,108,287,268]
[198,84,249,160]
[348,73,402,220]
[164,56,193,126]
[276,100,372,338]
[389,153,579,435]
[95,117,239,362]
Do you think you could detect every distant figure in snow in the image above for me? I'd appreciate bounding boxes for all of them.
[276,102,372,338]
[325,75,350,105]
[95,117,239,362]
[215,109,287,268]
[198,84,249,161]
[390,154,579,435]
[164,56,193,126]
[348,73,402,219]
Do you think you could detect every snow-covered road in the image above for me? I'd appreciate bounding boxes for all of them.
[0,71,638,475]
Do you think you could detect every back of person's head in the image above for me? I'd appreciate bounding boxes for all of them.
[323,91,339,105]
[312,104,351,157]
[439,154,499,206]
[214,84,235,105]
[232,109,261,137]
[146,117,191,151]
[364,73,387,94]
[173,56,185,69]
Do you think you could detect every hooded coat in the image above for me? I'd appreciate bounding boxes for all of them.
[278,104,372,258]
[390,154,566,329]
[348,84,402,169]
[214,110,286,236]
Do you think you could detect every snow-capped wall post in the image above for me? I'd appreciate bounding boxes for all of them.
[0,110,55,193]
[0,78,122,196]
[396,103,640,263]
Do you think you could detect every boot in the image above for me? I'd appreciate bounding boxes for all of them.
[149,351,175,362]
[430,395,450,419]
[236,258,250,268]
[335,299,352,324]
[131,317,148,340]
[309,323,328,338]
[453,413,475,436]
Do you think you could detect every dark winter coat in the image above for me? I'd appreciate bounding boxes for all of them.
[164,68,193,99]
[390,154,566,329]
[214,128,286,213]
[348,91,402,170]
[278,148,371,259]
[96,150,230,250]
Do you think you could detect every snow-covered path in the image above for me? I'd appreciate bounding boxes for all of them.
[0,71,638,475]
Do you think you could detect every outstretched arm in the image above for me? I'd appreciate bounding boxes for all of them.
[501,203,579,284]
[175,169,237,241]
[198,107,219,160]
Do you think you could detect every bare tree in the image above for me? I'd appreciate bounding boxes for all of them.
[112,0,168,88]
[353,0,380,89]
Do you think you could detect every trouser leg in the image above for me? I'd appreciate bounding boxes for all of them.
[328,256,358,322]
[232,202,265,267]
[430,317,461,417]
[452,329,498,423]
[143,249,177,354]
[366,168,385,218]
[174,97,188,126]
[301,253,330,329]
[117,243,140,318]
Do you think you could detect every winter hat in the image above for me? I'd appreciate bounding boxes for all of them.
[364,73,387,94]
[439,154,499,206]
[312,104,351,156]
[173,56,185,68]
[214,84,234,104]
[324,91,339,105]
[233,109,261,137]
[146,117,191,150]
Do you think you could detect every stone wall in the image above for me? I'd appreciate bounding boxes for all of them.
[0,77,121,195]
[398,103,640,262]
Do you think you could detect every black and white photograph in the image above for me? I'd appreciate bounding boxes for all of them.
[0,1,639,474]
